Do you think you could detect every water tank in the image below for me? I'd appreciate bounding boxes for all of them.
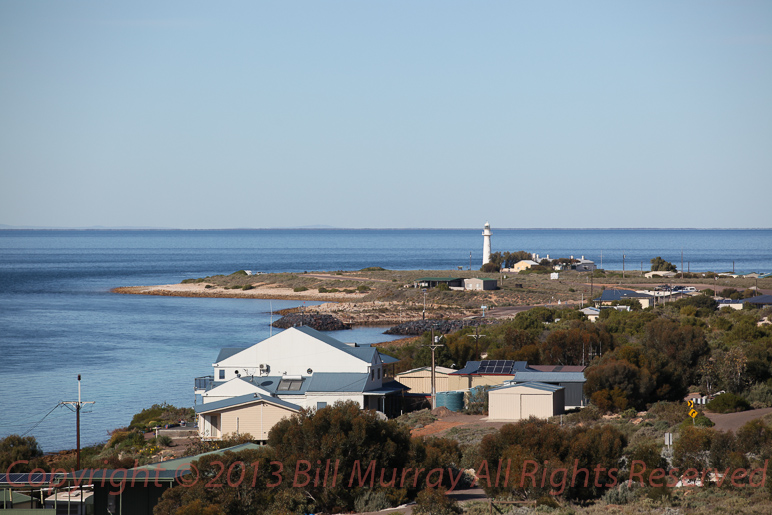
[436,391,465,412]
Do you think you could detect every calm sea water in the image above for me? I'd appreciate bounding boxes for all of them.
[1,229,770,452]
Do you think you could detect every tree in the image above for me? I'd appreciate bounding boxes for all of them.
[153,447,276,515]
[267,401,414,513]
[0,434,45,473]
[650,257,677,272]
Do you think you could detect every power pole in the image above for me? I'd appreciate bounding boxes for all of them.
[622,254,626,278]
[62,375,95,471]
[429,326,444,409]
[467,325,486,358]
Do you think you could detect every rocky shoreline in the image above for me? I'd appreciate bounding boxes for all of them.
[271,313,351,331]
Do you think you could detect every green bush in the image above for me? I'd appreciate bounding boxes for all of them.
[706,392,750,413]
[360,266,386,272]
[318,287,328,293]
[157,435,173,447]
[357,285,371,292]
[293,286,308,292]
[242,284,254,290]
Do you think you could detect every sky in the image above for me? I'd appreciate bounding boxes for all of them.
[1,1,770,229]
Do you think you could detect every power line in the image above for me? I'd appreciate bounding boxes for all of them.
[20,403,64,437]
[0,402,64,428]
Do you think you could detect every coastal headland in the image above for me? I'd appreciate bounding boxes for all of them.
[112,268,768,327]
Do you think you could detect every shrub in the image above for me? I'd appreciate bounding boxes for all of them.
[357,285,371,292]
[706,392,750,413]
[745,383,772,409]
[343,289,356,294]
[412,488,461,515]
[353,490,392,513]
[242,284,254,290]
[318,287,328,293]
[157,435,173,447]
[360,266,386,272]
[293,286,308,292]
[436,283,450,291]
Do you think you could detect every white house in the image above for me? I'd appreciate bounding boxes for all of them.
[571,257,597,272]
[195,327,405,441]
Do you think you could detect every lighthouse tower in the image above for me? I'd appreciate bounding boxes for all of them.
[482,222,492,266]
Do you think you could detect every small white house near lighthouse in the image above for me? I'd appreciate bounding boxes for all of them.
[482,222,492,266]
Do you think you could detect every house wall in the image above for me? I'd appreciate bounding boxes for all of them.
[217,402,297,440]
[448,375,513,391]
[489,387,563,421]
[215,329,382,389]
[396,370,450,394]
[561,382,585,407]
[300,393,365,411]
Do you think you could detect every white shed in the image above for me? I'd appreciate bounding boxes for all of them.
[488,381,565,421]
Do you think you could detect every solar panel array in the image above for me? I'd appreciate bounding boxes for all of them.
[0,472,63,485]
[478,360,515,374]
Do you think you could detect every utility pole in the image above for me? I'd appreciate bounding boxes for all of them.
[62,375,95,471]
[467,325,486,358]
[622,254,625,278]
[681,250,684,280]
[429,326,444,409]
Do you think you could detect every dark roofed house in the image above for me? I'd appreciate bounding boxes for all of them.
[417,277,464,289]
[742,295,772,307]
[593,289,655,309]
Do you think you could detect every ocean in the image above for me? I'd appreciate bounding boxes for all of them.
[0,228,770,452]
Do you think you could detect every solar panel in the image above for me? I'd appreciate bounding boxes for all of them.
[478,360,515,374]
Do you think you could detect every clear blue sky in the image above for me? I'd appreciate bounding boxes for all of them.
[1,1,770,229]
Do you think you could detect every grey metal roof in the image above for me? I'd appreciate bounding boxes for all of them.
[380,353,400,364]
[450,361,480,375]
[512,371,586,383]
[196,392,302,413]
[743,294,772,305]
[216,347,247,363]
[307,372,369,392]
[492,381,565,393]
[364,379,410,394]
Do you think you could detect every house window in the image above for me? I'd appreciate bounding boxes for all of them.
[277,378,304,391]
[377,368,381,380]
[219,370,225,380]
[371,370,374,381]
[317,402,327,410]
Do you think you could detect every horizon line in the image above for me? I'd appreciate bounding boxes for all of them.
[2,226,771,231]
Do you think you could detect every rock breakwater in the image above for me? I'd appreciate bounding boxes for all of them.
[272,314,350,331]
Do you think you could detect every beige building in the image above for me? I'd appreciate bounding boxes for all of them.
[488,382,565,421]
[503,260,539,273]
[197,393,301,440]
[396,366,456,394]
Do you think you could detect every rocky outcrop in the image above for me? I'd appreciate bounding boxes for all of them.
[384,319,492,336]
[272,314,350,331]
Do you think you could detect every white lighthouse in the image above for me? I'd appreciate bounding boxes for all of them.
[482,221,492,266]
